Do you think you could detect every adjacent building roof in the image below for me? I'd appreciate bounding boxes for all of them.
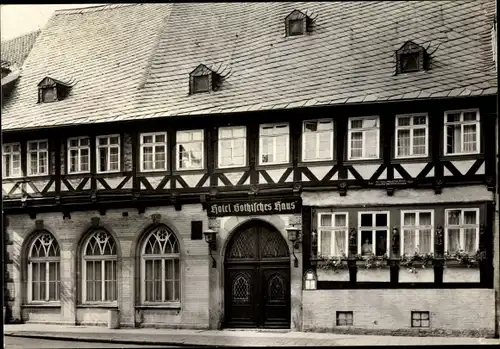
[1,29,40,68]
[1,1,497,131]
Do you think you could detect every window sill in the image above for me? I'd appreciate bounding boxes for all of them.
[214,166,250,173]
[255,163,292,170]
[23,302,61,308]
[439,153,483,161]
[392,156,432,164]
[137,170,170,176]
[136,303,181,310]
[77,303,118,309]
[173,169,206,175]
[343,159,382,165]
[297,160,337,167]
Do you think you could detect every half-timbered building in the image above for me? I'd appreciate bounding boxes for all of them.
[1,2,498,337]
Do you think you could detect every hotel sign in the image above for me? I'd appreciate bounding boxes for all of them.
[207,198,301,217]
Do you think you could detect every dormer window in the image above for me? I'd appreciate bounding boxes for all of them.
[37,77,73,103]
[396,41,428,74]
[285,10,312,37]
[189,64,221,94]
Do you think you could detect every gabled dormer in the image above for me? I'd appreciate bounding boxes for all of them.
[37,77,73,103]
[395,41,429,74]
[1,60,11,79]
[189,64,221,94]
[285,10,312,37]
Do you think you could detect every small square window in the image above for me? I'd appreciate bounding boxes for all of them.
[42,88,56,103]
[336,311,353,326]
[289,19,304,35]
[411,311,430,328]
[193,75,210,93]
[400,53,420,73]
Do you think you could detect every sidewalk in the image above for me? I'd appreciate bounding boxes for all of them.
[3,324,500,347]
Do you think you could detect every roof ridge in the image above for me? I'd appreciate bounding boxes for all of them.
[54,4,138,15]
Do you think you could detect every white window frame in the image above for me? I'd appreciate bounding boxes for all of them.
[444,208,480,254]
[176,129,204,171]
[27,233,60,303]
[218,126,247,168]
[443,109,480,155]
[302,119,334,162]
[140,228,181,305]
[357,211,390,256]
[400,210,434,255]
[27,140,49,176]
[347,116,380,160]
[2,142,22,178]
[139,132,168,172]
[395,114,429,158]
[96,135,121,174]
[67,136,90,174]
[259,123,290,165]
[81,231,118,304]
[317,212,349,257]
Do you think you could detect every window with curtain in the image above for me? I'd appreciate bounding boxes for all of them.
[347,116,380,160]
[302,119,334,162]
[67,136,90,173]
[395,114,428,158]
[82,230,117,303]
[218,126,246,168]
[27,140,49,176]
[401,210,434,255]
[317,212,348,257]
[259,123,290,165]
[140,132,167,171]
[358,212,389,256]
[28,232,60,302]
[3,142,22,178]
[445,209,479,254]
[141,226,181,304]
[444,110,480,155]
[177,130,204,170]
[96,135,120,173]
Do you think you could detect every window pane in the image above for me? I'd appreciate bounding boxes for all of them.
[318,132,332,159]
[446,124,461,154]
[464,211,477,225]
[464,228,477,254]
[99,148,108,172]
[360,214,372,227]
[304,121,318,132]
[375,214,387,227]
[419,212,432,225]
[98,138,108,146]
[350,132,362,158]
[350,119,363,129]
[110,136,119,145]
[80,148,89,172]
[419,229,432,254]
[40,263,46,301]
[413,128,426,155]
[375,230,387,256]
[30,152,38,175]
[334,230,346,256]
[397,129,410,156]
[361,231,373,255]
[447,229,461,253]
[334,214,347,227]
[404,213,416,226]
[320,214,332,227]
[413,116,426,125]
[397,117,411,127]
[320,230,332,257]
[463,124,477,153]
[303,132,316,161]
[155,134,165,143]
[447,113,460,123]
[80,138,89,146]
[143,135,153,144]
[447,210,461,225]
[404,229,417,255]
[70,139,79,147]
[364,130,378,158]
[463,111,477,121]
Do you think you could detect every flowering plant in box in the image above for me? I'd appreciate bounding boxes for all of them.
[444,249,486,268]
[400,249,434,274]
[317,252,348,273]
[353,253,388,269]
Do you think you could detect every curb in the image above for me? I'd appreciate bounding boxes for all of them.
[4,332,219,347]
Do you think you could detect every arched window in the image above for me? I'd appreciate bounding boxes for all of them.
[141,226,180,304]
[28,232,60,302]
[82,230,117,302]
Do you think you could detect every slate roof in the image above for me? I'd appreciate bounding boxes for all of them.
[1,1,497,131]
[1,30,40,68]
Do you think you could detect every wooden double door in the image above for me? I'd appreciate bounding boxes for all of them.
[224,221,291,329]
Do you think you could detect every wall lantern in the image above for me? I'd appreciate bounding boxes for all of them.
[203,228,218,268]
[303,270,317,290]
[286,225,301,268]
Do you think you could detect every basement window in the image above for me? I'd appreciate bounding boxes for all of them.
[336,311,353,326]
[411,311,430,328]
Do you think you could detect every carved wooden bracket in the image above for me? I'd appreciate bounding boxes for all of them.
[151,214,161,224]
[91,217,100,228]
[339,182,347,197]
[137,205,146,215]
[293,183,302,193]
[435,225,444,256]
[99,208,107,216]
[386,187,394,196]
[35,219,44,231]
[28,211,37,220]
[434,179,443,195]
[311,229,318,259]
[348,227,357,256]
[63,211,71,220]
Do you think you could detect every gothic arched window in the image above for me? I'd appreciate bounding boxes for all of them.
[141,226,181,304]
[28,232,60,302]
[82,230,117,302]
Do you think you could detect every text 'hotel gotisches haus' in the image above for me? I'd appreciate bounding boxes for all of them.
[1,2,499,337]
